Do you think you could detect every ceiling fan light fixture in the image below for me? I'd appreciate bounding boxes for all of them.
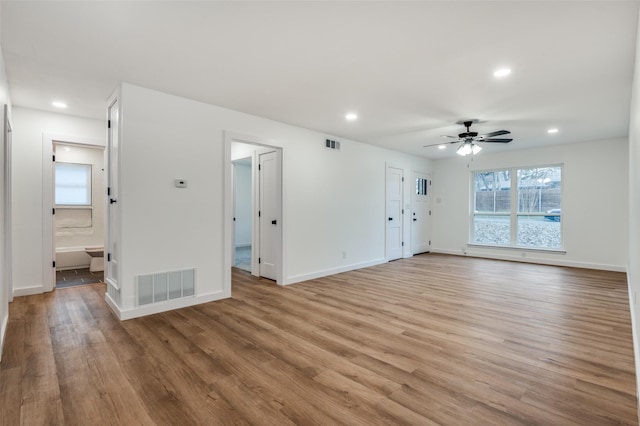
[456,143,473,156]
[472,144,482,154]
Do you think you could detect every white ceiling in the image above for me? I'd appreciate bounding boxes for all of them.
[1,1,638,159]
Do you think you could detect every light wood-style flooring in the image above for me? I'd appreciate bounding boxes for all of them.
[0,254,637,425]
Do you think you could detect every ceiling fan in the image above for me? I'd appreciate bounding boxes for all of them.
[424,120,512,156]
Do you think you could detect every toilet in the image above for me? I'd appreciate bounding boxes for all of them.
[85,247,105,272]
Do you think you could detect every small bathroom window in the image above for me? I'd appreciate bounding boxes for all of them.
[55,162,92,206]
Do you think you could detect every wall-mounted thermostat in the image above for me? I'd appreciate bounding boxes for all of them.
[175,179,187,188]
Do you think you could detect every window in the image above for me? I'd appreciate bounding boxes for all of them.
[416,178,428,195]
[55,162,92,206]
[472,165,562,250]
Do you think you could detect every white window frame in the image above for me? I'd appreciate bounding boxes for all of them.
[470,164,564,252]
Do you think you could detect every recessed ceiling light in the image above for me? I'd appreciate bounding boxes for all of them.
[52,101,67,108]
[493,68,511,78]
[547,128,559,134]
[438,145,447,150]
[345,113,358,121]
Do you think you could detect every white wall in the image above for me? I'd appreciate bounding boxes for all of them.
[233,162,251,247]
[432,138,628,271]
[11,107,104,294]
[626,4,640,406]
[0,26,12,362]
[114,83,431,317]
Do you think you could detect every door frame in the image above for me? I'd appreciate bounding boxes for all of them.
[41,133,105,292]
[3,105,12,302]
[224,131,283,288]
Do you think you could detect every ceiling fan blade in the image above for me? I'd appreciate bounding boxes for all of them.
[440,135,459,139]
[479,130,510,138]
[481,138,513,143]
[423,140,461,148]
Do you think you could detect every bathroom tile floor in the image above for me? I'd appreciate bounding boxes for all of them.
[56,268,104,288]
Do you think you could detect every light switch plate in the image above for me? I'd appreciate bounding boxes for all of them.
[175,179,187,188]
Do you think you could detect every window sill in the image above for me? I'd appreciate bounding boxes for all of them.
[467,243,566,254]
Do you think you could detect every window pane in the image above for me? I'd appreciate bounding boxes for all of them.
[517,166,561,249]
[55,163,91,205]
[416,178,428,195]
[473,214,510,245]
[473,170,510,245]
[517,166,561,213]
[474,171,510,213]
[517,215,562,248]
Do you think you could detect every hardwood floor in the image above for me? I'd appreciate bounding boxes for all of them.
[1,254,637,425]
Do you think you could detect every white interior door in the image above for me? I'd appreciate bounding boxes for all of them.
[106,99,119,289]
[259,150,279,280]
[386,165,403,261]
[411,172,431,255]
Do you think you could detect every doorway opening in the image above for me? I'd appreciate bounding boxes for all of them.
[226,133,283,287]
[42,134,106,292]
[53,142,106,288]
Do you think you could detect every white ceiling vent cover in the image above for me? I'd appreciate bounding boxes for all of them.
[325,139,340,150]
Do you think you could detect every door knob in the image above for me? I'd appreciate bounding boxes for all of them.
[413,218,417,221]
[388,217,393,221]
[271,219,277,225]
[110,198,117,204]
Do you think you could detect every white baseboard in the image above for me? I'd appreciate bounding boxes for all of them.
[626,272,640,420]
[13,285,46,297]
[0,312,8,363]
[105,290,229,321]
[430,248,626,272]
[283,258,388,286]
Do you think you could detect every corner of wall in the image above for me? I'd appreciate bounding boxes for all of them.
[0,310,7,363]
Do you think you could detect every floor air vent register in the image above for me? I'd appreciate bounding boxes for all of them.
[136,268,195,306]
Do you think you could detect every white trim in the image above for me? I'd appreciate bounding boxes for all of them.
[105,290,226,321]
[626,272,640,417]
[283,258,387,286]
[467,243,566,254]
[13,285,46,297]
[42,133,105,293]
[430,248,626,272]
[0,311,7,362]
[4,105,13,303]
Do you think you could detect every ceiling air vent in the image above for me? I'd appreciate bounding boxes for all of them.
[325,139,341,150]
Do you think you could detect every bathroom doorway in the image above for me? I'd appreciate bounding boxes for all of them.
[42,134,106,291]
[53,142,106,288]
